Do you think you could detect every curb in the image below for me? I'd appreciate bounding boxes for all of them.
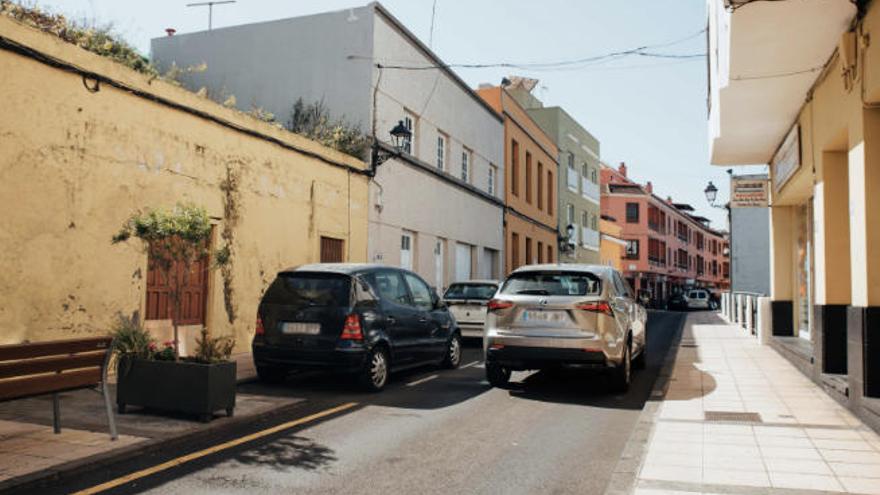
[0,393,305,494]
[603,310,689,495]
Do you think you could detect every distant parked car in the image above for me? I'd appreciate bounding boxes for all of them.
[686,289,712,310]
[252,264,461,392]
[442,280,499,338]
[483,264,647,392]
[666,293,690,311]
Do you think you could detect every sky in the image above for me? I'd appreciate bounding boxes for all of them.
[39,0,742,227]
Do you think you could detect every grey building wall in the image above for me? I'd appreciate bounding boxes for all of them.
[151,6,375,130]
[150,3,505,288]
[730,175,771,295]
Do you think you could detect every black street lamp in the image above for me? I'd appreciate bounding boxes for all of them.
[704,172,734,305]
[370,120,412,176]
[558,224,576,255]
[704,181,719,206]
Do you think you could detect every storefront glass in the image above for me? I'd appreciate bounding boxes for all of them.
[794,203,813,340]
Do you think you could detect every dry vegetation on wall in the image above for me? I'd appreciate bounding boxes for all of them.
[0,1,370,159]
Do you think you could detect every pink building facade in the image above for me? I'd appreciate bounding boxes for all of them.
[600,163,729,306]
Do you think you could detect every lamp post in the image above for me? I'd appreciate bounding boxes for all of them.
[370,120,412,177]
[705,175,733,310]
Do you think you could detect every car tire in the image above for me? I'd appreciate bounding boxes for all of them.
[610,342,632,393]
[633,343,647,370]
[359,346,389,392]
[486,362,511,388]
[256,365,287,384]
[441,332,462,369]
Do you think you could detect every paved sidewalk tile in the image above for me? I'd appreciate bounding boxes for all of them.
[634,312,880,495]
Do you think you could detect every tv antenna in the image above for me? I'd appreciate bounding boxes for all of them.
[186,1,236,31]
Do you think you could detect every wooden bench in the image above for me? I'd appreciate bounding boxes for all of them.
[0,337,117,440]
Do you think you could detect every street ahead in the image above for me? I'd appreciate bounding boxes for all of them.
[32,311,684,495]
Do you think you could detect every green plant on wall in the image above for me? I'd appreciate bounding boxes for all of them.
[112,202,227,359]
[286,98,371,159]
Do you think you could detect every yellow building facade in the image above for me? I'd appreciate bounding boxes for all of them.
[599,217,624,271]
[0,16,369,353]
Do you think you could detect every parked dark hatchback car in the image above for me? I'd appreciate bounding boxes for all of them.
[252,264,462,391]
[666,293,690,311]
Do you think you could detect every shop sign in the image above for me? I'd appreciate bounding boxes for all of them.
[772,125,801,192]
[730,177,770,208]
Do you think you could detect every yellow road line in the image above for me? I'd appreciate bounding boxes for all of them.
[72,402,359,495]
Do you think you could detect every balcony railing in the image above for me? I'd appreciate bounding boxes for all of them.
[581,227,599,249]
[581,178,599,203]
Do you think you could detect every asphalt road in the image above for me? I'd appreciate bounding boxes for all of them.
[34,310,686,495]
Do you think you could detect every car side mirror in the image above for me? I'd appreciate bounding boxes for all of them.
[430,288,445,310]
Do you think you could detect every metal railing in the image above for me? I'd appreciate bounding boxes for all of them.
[721,291,765,336]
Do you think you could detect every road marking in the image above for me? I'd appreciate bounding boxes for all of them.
[461,360,481,369]
[405,374,438,387]
[72,402,358,495]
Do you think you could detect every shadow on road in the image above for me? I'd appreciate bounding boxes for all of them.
[233,435,336,471]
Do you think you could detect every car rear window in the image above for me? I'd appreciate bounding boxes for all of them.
[444,283,497,300]
[500,271,601,296]
[262,272,351,307]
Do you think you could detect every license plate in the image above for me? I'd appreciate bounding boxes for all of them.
[282,322,321,335]
[521,310,567,323]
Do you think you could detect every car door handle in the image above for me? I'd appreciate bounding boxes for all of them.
[418,317,428,323]
[387,315,397,325]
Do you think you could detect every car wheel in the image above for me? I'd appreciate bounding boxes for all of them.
[633,343,647,370]
[485,362,511,388]
[359,346,389,392]
[256,365,287,384]
[610,342,632,393]
[442,332,462,369]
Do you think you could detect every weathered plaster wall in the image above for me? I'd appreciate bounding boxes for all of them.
[0,17,369,350]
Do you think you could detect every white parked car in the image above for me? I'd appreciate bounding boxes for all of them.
[686,289,714,310]
[442,280,499,338]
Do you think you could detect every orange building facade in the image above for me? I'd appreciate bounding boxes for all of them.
[477,86,559,274]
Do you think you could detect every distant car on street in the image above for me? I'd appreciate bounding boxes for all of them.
[252,264,462,392]
[686,289,713,310]
[442,280,499,338]
[483,264,647,392]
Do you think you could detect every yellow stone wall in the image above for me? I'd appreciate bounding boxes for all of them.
[0,17,369,351]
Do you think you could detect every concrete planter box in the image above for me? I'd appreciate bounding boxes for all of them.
[117,357,236,422]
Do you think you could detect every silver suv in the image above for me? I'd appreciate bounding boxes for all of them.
[483,264,647,392]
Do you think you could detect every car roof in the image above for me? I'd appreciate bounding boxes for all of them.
[508,263,615,277]
[446,279,499,285]
[282,263,387,275]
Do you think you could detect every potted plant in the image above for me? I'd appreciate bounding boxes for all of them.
[111,203,237,422]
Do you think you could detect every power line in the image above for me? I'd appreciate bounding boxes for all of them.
[731,65,826,81]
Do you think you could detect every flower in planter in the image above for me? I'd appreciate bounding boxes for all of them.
[154,341,176,361]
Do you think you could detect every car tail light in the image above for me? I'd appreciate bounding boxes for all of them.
[487,299,514,311]
[576,301,614,317]
[255,315,265,336]
[340,313,364,341]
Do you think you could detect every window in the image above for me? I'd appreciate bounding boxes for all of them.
[525,151,533,204]
[511,232,520,270]
[404,273,433,311]
[320,236,345,263]
[547,244,553,262]
[444,283,498,300]
[590,168,598,184]
[500,271,602,296]
[567,154,578,191]
[525,237,533,264]
[400,233,413,270]
[436,133,446,170]
[510,140,519,196]
[488,165,496,195]
[460,149,470,182]
[626,203,640,223]
[537,162,544,210]
[537,241,544,263]
[547,171,554,215]
[625,239,640,260]
[590,214,598,231]
[566,204,575,226]
[403,113,415,155]
[372,270,410,306]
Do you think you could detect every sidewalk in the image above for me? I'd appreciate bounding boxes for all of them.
[0,357,292,491]
[616,311,880,495]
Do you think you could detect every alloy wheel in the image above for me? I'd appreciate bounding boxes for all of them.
[448,335,461,367]
[370,350,388,388]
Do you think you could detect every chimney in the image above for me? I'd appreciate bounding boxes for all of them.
[618,162,627,177]
[165,28,177,36]
[645,181,653,194]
